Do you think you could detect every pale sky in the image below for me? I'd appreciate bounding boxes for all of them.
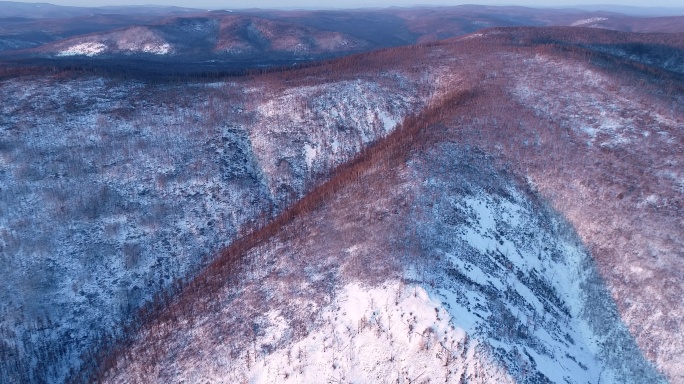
[10,1,684,10]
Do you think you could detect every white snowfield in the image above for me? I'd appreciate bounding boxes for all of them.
[245,282,514,384]
[143,43,171,54]
[57,42,107,57]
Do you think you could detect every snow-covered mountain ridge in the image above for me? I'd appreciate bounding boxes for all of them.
[98,133,661,384]
[1,26,683,383]
[31,16,370,60]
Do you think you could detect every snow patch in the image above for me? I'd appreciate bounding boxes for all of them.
[303,143,317,169]
[378,110,398,133]
[460,33,484,40]
[141,43,171,55]
[57,42,106,57]
[571,17,608,26]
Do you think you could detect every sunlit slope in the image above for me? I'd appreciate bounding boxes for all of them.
[97,61,666,383]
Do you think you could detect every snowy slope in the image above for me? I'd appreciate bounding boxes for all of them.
[48,26,173,57]
[0,68,430,383]
[250,78,421,206]
[507,49,684,382]
[99,139,661,384]
[410,145,660,383]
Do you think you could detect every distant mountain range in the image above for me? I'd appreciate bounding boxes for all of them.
[1,3,683,74]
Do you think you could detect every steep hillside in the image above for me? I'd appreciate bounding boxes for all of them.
[94,60,665,384]
[0,48,436,383]
[447,28,684,382]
